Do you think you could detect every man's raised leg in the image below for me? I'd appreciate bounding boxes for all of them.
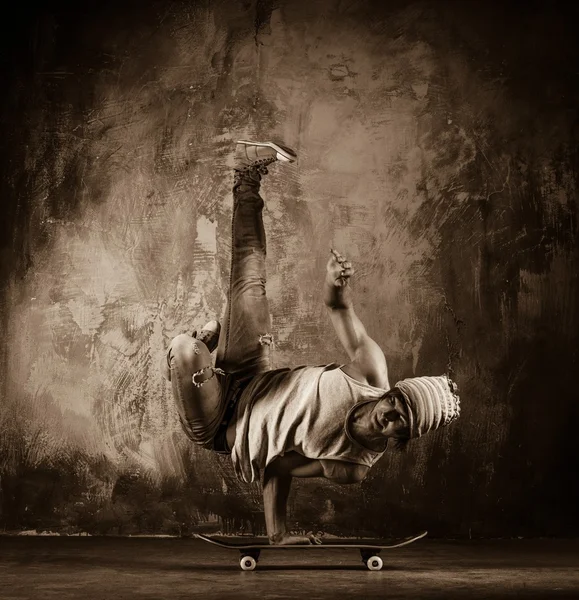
[215,140,297,377]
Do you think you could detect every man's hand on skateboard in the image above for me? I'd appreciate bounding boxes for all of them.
[269,531,323,546]
[327,249,354,288]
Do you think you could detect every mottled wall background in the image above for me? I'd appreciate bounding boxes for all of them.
[1,0,577,538]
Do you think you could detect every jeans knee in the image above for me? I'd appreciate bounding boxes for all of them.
[169,334,203,369]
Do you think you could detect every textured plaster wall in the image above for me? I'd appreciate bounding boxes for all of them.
[0,0,577,537]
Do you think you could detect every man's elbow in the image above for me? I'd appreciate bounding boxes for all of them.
[344,467,368,484]
[321,461,369,484]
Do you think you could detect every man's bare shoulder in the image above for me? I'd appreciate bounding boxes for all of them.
[340,362,390,390]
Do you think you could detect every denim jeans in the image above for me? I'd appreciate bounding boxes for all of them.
[168,171,273,448]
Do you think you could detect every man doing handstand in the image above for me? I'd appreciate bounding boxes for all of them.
[163,140,460,545]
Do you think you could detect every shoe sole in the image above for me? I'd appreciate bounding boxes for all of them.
[196,334,219,354]
[236,140,297,163]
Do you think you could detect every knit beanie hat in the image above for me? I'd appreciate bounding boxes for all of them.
[394,375,460,438]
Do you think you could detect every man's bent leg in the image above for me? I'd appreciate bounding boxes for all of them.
[168,333,225,447]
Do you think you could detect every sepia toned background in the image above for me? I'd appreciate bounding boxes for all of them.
[0,0,577,538]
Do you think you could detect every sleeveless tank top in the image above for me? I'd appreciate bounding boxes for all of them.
[231,363,388,483]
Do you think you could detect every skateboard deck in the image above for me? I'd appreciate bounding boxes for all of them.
[195,531,427,570]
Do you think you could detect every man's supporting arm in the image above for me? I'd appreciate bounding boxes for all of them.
[263,453,323,545]
[263,453,368,544]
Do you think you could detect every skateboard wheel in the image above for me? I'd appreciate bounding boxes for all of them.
[240,556,257,571]
[366,556,383,571]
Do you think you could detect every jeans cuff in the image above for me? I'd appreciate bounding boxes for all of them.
[233,168,262,191]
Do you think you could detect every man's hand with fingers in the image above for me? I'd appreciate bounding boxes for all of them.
[327,248,354,288]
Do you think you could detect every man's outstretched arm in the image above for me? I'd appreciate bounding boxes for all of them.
[324,249,390,389]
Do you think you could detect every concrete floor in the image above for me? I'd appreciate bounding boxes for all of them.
[0,537,578,599]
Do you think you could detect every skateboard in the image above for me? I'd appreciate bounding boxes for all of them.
[195,530,427,571]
